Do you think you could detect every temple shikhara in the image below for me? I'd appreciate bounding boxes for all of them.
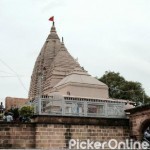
[28,22,134,117]
[29,22,81,99]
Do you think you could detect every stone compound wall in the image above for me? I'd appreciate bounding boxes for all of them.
[0,116,130,149]
[0,123,35,148]
[36,124,129,149]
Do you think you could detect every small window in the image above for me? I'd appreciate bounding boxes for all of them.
[67,91,70,95]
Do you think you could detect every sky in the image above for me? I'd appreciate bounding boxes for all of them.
[0,0,150,104]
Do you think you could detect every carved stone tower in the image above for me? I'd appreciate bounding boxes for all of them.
[28,23,80,99]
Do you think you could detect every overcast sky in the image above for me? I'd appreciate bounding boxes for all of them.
[0,0,150,103]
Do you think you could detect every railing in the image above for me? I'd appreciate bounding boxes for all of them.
[32,97,126,118]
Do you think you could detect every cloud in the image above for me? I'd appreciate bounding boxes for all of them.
[42,0,65,12]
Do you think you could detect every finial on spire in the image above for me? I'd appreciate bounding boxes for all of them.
[60,37,66,50]
[53,21,55,27]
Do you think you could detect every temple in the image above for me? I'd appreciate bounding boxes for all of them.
[29,22,109,100]
[29,22,134,117]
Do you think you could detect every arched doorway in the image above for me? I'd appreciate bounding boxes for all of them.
[126,104,150,140]
[140,119,150,139]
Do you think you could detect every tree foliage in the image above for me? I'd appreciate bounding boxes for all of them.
[99,71,150,105]
[19,106,34,117]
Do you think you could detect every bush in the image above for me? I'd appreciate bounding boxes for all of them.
[19,106,34,118]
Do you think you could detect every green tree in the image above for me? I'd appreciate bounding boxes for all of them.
[19,106,34,118]
[99,71,150,105]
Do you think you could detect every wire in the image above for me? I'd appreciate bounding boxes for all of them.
[0,58,28,93]
[0,70,14,75]
[0,75,23,77]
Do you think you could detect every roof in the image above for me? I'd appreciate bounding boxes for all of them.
[125,104,150,114]
[62,94,129,103]
[54,67,108,88]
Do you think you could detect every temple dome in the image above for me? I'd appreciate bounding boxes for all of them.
[52,67,109,99]
[54,67,107,88]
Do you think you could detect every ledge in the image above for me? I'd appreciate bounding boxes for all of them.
[32,115,129,126]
